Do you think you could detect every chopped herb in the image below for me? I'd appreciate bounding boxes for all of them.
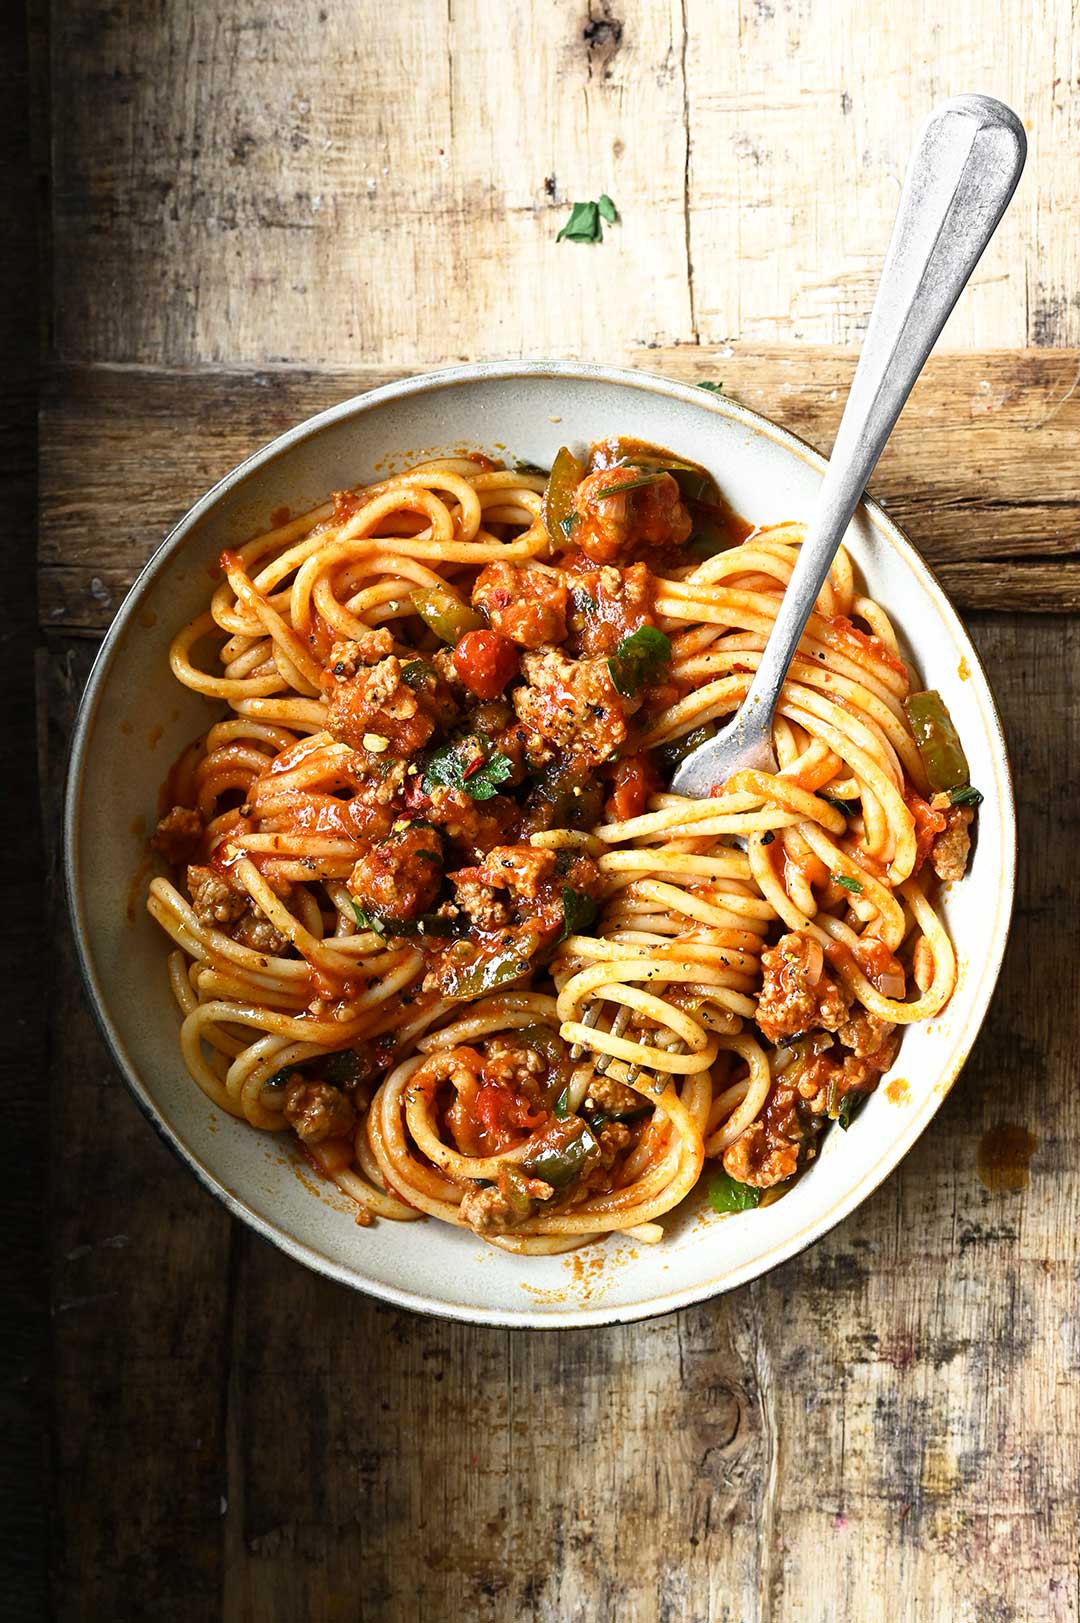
[822,793,858,815]
[400,659,437,689]
[263,1067,295,1091]
[556,196,617,242]
[559,886,599,942]
[607,625,672,698]
[559,511,580,538]
[708,1169,761,1213]
[553,1086,571,1119]
[422,736,514,801]
[761,830,775,846]
[949,784,984,807]
[837,1092,865,1131]
[655,721,718,774]
[593,472,666,500]
[325,1049,363,1087]
[556,200,601,243]
[697,380,725,393]
[833,873,864,894]
[351,900,387,937]
[513,461,550,477]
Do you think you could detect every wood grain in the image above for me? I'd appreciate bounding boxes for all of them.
[47,0,1080,366]
[37,0,1080,1618]
[39,348,1080,630]
[44,617,1080,1623]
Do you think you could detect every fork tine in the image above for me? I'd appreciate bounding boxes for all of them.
[594,1006,631,1074]
[568,1001,602,1060]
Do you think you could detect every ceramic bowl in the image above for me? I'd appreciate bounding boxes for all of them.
[65,361,1015,1326]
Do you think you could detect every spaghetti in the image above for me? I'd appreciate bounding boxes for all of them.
[147,437,978,1254]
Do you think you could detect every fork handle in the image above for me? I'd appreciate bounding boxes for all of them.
[735,95,1026,745]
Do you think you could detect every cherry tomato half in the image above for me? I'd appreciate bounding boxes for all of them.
[452,629,520,700]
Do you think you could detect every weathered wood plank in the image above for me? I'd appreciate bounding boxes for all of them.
[39,349,1080,628]
[49,0,692,367]
[44,615,1080,1622]
[682,0,1080,350]
[2,0,49,1608]
[48,0,1080,365]
[44,643,235,1622]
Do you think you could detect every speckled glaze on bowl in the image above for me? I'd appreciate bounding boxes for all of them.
[65,362,1015,1327]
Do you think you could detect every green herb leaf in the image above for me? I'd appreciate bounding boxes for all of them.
[559,886,599,942]
[559,511,579,538]
[325,1049,363,1087]
[708,1170,761,1213]
[697,380,725,393]
[593,472,666,500]
[556,200,602,243]
[400,659,437,689]
[351,900,387,937]
[553,1086,571,1119]
[822,793,858,816]
[607,625,673,698]
[760,830,775,846]
[263,1067,295,1091]
[655,722,718,774]
[837,1092,865,1131]
[949,784,984,806]
[422,737,514,802]
[513,461,550,477]
[832,873,864,894]
[597,194,618,224]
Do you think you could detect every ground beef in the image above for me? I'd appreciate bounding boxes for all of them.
[930,805,973,882]
[449,844,558,931]
[451,873,512,929]
[472,561,568,649]
[755,931,852,1044]
[152,805,204,866]
[481,1037,547,1093]
[187,864,289,955]
[723,1022,900,1190]
[459,1172,554,1235]
[323,635,453,759]
[284,1079,357,1144]
[450,845,601,936]
[836,1010,897,1061]
[570,468,692,565]
[187,865,249,927]
[347,821,444,921]
[512,648,631,771]
[585,1073,648,1117]
[403,778,520,855]
[566,561,657,657]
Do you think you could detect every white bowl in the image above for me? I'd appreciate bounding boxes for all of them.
[65,361,1016,1327]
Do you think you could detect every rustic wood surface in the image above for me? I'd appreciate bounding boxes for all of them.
[34,2,1080,1620]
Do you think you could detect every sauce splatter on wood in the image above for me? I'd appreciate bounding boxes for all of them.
[977,1123,1038,1192]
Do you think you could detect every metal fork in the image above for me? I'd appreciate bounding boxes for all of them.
[672,96,1025,799]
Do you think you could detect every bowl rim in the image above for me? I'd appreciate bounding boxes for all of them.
[63,358,1017,1328]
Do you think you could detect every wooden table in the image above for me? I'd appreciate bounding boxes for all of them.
[25,5,1080,1619]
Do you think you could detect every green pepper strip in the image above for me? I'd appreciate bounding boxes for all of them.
[525,1121,600,1188]
[542,445,584,546]
[904,689,971,793]
[410,586,484,645]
